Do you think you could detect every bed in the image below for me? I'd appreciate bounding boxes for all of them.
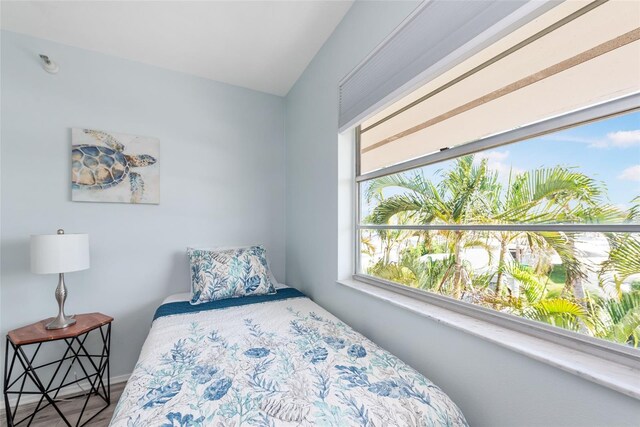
[110,287,467,426]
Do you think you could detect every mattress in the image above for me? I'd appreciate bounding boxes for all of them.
[110,288,467,426]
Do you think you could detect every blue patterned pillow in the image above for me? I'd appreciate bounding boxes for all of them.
[187,246,276,305]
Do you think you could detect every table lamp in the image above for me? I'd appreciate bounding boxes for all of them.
[30,229,90,330]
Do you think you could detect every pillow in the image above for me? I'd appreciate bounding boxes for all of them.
[187,245,276,304]
[187,245,280,288]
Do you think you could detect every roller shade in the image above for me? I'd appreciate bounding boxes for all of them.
[359,0,640,175]
[338,0,560,133]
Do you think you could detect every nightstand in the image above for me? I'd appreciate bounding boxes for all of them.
[3,313,113,426]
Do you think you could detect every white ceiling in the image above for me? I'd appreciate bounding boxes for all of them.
[0,1,353,96]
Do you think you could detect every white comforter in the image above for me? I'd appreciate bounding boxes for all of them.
[110,292,467,426]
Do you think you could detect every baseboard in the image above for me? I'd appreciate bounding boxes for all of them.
[0,373,130,413]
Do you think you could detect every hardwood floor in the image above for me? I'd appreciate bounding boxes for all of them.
[1,381,125,427]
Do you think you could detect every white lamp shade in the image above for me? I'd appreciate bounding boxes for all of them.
[30,233,90,274]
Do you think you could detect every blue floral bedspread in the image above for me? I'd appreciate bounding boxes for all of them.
[110,290,468,426]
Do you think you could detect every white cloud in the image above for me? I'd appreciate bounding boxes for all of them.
[618,165,640,182]
[473,150,524,176]
[542,134,593,144]
[605,130,640,148]
[542,129,640,149]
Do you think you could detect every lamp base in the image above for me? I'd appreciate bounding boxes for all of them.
[46,273,76,330]
[46,315,76,330]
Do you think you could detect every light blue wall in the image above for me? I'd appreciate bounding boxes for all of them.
[0,31,286,383]
[284,2,639,426]
[3,3,639,424]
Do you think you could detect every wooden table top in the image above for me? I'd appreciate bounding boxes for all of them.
[7,313,113,346]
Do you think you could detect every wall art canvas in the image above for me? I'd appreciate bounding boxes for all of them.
[72,128,159,204]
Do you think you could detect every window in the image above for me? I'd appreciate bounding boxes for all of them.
[354,0,640,355]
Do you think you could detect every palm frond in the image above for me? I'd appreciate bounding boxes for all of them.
[506,265,547,304]
[367,262,417,286]
[597,292,640,347]
[365,173,428,201]
[523,298,590,331]
[601,234,640,283]
[626,196,640,222]
[366,194,427,225]
[497,166,605,223]
[535,231,586,282]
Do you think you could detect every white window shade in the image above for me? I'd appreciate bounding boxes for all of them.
[338,0,560,133]
[359,0,640,175]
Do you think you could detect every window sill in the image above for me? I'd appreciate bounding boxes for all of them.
[337,277,640,400]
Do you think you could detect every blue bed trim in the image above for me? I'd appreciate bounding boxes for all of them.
[153,288,307,321]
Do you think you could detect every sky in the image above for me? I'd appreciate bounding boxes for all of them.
[362,110,640,218]
[482,111,640,209]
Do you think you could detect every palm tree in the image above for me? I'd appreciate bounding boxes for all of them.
[365,155,611,300]
[486,264,593,332]
[593,234,640,346]
[363,155,640,346]
[594,291,640,347]
[485,166,610,300]
[366,156,499,299]
[601,234,640,293]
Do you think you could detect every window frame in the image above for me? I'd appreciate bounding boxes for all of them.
[354,92,640,369]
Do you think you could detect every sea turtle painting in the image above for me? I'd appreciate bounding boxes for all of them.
[71,128,159,204]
